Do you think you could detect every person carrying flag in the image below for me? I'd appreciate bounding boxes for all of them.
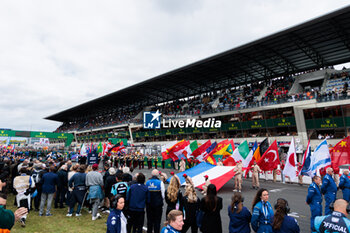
[233,160,243,193]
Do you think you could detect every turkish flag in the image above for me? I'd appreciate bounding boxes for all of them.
[257,140,280,171]
[331,136,350,170]
[168,140,190,160]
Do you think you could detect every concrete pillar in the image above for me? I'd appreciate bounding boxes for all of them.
[293,106,308,148]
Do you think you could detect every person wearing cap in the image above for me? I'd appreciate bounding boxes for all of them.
[251,161,261,190]
[201,175,211,195]
[339,168,350,202]
[86,163,104,221]
[183,174,194,190]
[146,169,165,233]
[104,167,117,210]
[233,160,243,192]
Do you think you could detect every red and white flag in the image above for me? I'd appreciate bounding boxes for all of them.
[257,140,280,171]
[283,137,297,180]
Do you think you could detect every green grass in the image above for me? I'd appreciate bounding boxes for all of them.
[7,194,108,233]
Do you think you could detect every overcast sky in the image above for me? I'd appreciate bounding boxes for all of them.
[0,0,349,132]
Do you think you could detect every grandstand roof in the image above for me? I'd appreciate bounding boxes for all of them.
[47,5,350,122]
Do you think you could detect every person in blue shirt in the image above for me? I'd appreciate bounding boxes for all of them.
[251,188,274,233]
[228,192,251,233]
[314,199,350,232]
[306,175,323,233]
[39,165,58,217]
[146,169,165,233]
[339,169,350,202]
[127,173,149,233]
[67,165,86,217]
[272,198,299,233]
[321,167,337,215]
[161,210,184,233]
[106,195,127,233]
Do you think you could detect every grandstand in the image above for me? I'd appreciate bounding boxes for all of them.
[46,6,350,151]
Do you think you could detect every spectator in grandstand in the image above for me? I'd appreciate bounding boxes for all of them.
[146,169,165,233]
[181,184,199,233]
[272,198,299,233]
[67,165,86,217]
[107,195,127,233]
[161,210,184,233]
[13,167,35,227]
[228,192,251,233]
[251,188,274,233]
[127,173,148,233]
[55,164,68,209]
[199,184,222,233]
[39,165,58,217]
[86,163,104,221]
[0,192,28,232]
[165,176,183,216]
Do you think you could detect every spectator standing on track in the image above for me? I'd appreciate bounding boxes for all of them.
[199,184,222,233]
[86,163,104,221]
[228,193,251,233]
[39,165,58,217]
[181,184,200,233]
[127,173,148,233]
[165,176,183,216]
[13,167,35,227]
[67,165,87,217]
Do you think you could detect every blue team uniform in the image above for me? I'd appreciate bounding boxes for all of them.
[314,211,350,233]
[251,201,274,233]
[339,174,350,202]
[306,181,323,232]
[321,174,337,215]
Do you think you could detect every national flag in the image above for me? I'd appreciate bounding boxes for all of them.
[310,139,331,177]
[80,143,87,156]
[214,142,234,158]
[232,140,250,165]
[223,157,236,166]
[210,139,229,155]
[161,141,177,160]
[254,138,269,162]
[205,142,218,165]
[104,142,113,156]
[192,140,212,161]
[168,140,190,161]
[167,162,236,191]
[245,141,259,177]
[330,136,350,169]
[299,140,312,176]
[183,140,198,158]
[97,142,103,154]
[283,137,297,180]
[257,140,280,171]
[110,142,123,153]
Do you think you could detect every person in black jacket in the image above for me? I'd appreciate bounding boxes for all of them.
[199,184,222,233]
[181,184,200,233]
[165,176,183,216]
[104,167,117,208]
[55,164,68,208]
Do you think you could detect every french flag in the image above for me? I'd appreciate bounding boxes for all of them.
[167,163,235,191]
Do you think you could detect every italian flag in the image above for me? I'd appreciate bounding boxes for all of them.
[231,140,252,167]
[184,141,198,158]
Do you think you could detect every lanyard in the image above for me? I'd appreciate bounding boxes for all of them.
[261,201,269,223]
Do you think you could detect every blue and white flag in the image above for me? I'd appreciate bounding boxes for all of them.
[299,140,312,176]
[310,139,331,177]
